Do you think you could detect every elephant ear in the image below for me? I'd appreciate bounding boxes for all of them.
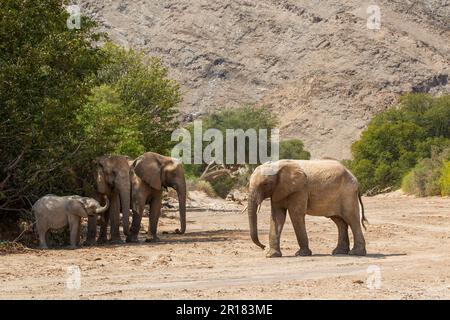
[272,163,307,203]
[66,198,89,218]
[134,157,162,190]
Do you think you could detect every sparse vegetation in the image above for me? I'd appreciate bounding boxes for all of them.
[350,93,450,194]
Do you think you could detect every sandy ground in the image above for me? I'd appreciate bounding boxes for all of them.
[1,193,450,300]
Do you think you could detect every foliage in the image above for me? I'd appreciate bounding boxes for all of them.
[349,93,450,193]
[279,139,311,160]
[0,0,104,216]
[210,176,236,199]
[401,148,449,197]
[191,180,217,198]
[188,105,279,167]
[0,2,182,227]
[439,161,450,196]
[78,85,146,158]
[96,42,181,155]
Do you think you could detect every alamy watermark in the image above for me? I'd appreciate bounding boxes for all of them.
[367,5,381,30]
[366,265,381,289]
[66,5,81,30]
[66,265,81,290]
[171,120,280,166]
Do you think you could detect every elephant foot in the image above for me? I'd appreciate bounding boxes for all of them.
[68,245,79,250]
[145,236,160,243]
[266,249,282,258]
[332,247,350,255]
[126,235,139,243]
[39,245,49,250]
[109,238,124,245]
[295,248,312,257]
[349,247,367,256]
[83,239,96,247]
[96,237,108,245]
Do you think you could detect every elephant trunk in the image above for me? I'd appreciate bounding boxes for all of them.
[175,179,187,234]
[118,177,131,236]
[96,196,110,214]
[248,190,265,250]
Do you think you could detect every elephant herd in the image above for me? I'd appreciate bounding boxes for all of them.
[32,152,368,257]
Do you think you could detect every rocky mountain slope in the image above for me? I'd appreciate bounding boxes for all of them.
[79,0,450,158]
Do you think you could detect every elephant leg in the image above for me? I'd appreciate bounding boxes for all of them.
[267,205,287,258]
[288,196,312,256]
[109,192,123,244]
[331,216,350,255]
[97,209,109,244]
[85,215,97,246]
[68,216,80,249]
[76,220,82,246]
[127,208,143,243]
[37,223,48,249]
[146,193,162,243]
[348,218,366,256]
[343,198,367,256]
[127,191,148,243]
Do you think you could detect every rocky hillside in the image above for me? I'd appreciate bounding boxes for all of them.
[79,0,450,158]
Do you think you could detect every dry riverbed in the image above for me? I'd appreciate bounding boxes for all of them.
[1,193,450,299]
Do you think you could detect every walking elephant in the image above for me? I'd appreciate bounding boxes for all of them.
[247,159,368,258]
[127,152,187,243]
[33,194,109,249]
[86,155,133,244]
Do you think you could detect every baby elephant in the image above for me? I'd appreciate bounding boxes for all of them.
[33,195,109,249]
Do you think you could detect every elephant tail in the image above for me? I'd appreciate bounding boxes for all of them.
[358,191,369,230]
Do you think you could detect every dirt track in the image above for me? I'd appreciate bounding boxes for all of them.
[1,193,450,299]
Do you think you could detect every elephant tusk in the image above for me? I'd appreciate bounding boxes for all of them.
[239,205,248,214]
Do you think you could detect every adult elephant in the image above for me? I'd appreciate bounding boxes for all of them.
[86,155,133,244]
[127,152,186,243]
[247,159,368,258]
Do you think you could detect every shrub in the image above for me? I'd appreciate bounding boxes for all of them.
[194,180,216,198]
[439,161,450,196]
[402,148,450,197]
[279,139,311,160]
[350,93,450,193]
[401,159,440,196]
[210,176,236,199]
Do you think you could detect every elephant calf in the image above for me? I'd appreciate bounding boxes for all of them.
[32,195,109,249]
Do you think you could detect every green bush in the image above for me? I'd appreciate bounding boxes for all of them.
[0,0,104,216]
[208,176,235,199]
[78,85,146,158]
[279,139,311,160]
[439,161,450,196]
[401,148,449,197]
[350,93,450,193]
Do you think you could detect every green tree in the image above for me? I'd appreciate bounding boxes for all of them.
[77,85,146,159]
[0,0,104,214]
[350,93,450,193]
[97,43,181,155]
